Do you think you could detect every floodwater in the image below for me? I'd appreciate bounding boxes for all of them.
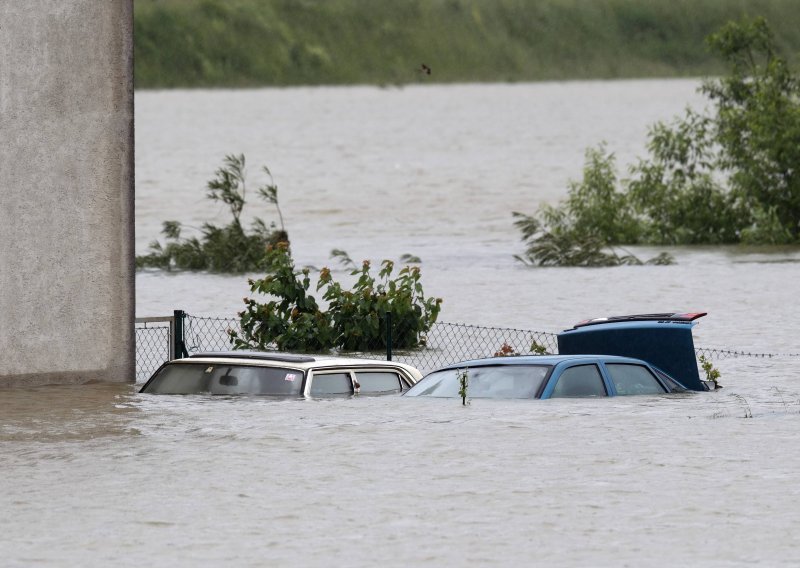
[3,80,800,566]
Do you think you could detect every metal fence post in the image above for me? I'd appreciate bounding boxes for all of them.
[173,309,187,359]
[386,311,392,361]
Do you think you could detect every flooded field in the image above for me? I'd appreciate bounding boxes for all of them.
[2,80,799,566]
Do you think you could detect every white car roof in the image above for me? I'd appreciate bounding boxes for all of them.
[172,351,423,380]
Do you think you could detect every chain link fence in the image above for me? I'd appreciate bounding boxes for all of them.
[391,322,558,372]
[180,314,558,374]
[134,319,172,381]
[185,314,242,353]
[694,346,800,360]
[135,312,800,380]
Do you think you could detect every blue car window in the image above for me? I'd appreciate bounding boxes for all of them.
[310,372,353,395]
[551,364,607,398]
[405,365,551,399]
[606,364,665,395]
[653,368,687,392]
[465,366,548,398]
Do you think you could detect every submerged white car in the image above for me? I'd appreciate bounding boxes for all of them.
[140,351,422,397]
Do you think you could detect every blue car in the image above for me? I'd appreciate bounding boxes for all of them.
[404,354,686,399]
[405,312,710,400]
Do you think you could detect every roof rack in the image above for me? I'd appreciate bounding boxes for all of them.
[188,351,316,363]
[569,312,707,330]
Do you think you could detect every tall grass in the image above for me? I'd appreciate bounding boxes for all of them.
[134,0,800,88]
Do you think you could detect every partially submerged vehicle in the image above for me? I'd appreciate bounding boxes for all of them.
[405,354,686,399]
[140,352,421,396]
[405,312,711,400]
[558,312,709,391]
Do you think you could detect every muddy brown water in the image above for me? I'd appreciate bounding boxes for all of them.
[3,80,799,566]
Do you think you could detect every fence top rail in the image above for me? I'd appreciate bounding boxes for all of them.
[432,321,558,334]
[135,316,175,324]
[184,313,559,334]
[695,347,800,359]
[186,313,237,322]
[145,313,800,360]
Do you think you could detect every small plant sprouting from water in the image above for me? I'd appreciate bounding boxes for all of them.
[457,368,469,406]
[494,339,549,357]
[494,342,517,357]
[711,407,728,420]
[698,354,722,389]
[530,340,549,355]
[256,165,286,235]
[732,393,753,419]
[771,386,789,412]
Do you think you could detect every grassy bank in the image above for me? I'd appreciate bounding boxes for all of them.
[134,0,800,88]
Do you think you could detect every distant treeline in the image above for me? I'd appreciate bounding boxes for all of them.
[134,0,800,88]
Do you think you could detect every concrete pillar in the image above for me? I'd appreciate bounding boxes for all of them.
[0,1,134,386]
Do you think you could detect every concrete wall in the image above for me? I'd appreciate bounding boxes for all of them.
[0,1,134,386]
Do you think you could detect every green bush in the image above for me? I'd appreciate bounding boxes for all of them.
[704,17,800,242]
[513,148,673,266]
[515,17,800,265]
[229,244,335,352]
[627,113,747,244]
[136,154,288,272]
[229,245,442,352]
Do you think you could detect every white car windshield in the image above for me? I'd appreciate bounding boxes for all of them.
[142,363,304,395]
[405,365,551,399]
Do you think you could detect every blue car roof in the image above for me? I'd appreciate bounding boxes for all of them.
[431,354,650,371]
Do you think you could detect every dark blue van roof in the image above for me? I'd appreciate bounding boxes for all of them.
[557,313,706,390]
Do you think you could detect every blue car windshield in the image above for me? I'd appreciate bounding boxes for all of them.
[142,363,305,395]
[405,365,551,399]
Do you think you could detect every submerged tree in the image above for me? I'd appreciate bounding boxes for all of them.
[703,17,800,243]
[513,148,674,267]
[515,17,800,266]
[136,154,289,272]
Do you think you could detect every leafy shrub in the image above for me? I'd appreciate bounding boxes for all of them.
[321,252,442,351]
[627,113,747,244]
[136,154,288,272]
[704,18,800,241]
[739,205,794,245]
[698,354,722,389]
[560,146,642,245]
[493,340,549,357]
[229,245,442,352]
[493,343,518,357]
[229,244,334,352]
[514,17,800,265]
[512,149,674,266]
[530,340,550,355]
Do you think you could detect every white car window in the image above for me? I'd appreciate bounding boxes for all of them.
[310,372,353,395]
[355,371,403,393]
